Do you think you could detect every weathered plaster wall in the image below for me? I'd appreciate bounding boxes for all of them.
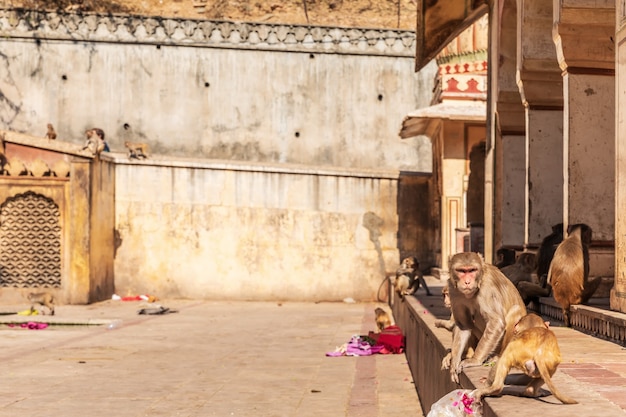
[0,10,436,173]
[111,155,401,301]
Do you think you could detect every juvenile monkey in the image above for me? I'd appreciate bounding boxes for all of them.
[125,141,149,159]
[374,307,391,332]
[45,123,57,140]
[447,252,527,383]
[28,292,55,316]
[548,223,602,327]
[472,313,577,404]
[434,282,455,331]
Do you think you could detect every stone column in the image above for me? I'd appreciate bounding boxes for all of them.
[613,2,626,312]
[554,0,615,283]
[517,0,564,247]
[491,0,526,257]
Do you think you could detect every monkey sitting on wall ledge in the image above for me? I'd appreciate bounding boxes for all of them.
[393,256,432,297]
[447,252,527,383]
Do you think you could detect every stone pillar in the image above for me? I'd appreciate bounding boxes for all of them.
[440,121,468,268]
[613,2,626,312]
[554,0,615,283]
[517,0,564,247]
[491,0,526,257]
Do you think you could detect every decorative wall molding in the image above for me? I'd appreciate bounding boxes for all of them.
[0,8,416,57]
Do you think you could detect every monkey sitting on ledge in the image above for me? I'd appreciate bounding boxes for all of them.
[447,252,527,383]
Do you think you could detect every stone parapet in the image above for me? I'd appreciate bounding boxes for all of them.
[0,8,416,57]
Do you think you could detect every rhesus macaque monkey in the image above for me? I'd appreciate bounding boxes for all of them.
[516,224,564,305]
[548,223,601,327]
[45,123,57,140]
[83,128,107,154]
[395,256,432,296]
[500,252,537,286]
[28,292,55,316]
[447,252,527,383]
[374,307,391,332]
[495,247,516,269]
[125,141,149,159]
[434,282,455,331]
[472,313,577,404]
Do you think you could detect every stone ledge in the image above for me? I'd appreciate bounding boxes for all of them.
[0,8,416,57]
[393,291,626,417]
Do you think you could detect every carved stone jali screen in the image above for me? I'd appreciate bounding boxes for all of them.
[0,191,62,288]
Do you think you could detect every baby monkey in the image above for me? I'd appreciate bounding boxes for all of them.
[28,292,55,316]
[125,141,149,159]
[374,307,391,332]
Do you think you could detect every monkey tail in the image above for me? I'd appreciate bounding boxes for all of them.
[377,274,392,303]
[536,362,578,404]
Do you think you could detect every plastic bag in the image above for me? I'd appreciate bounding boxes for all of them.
[427,389,482,417]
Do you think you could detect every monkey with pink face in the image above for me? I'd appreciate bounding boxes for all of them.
[447,252,527,384]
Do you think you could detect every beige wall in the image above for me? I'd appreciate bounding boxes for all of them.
[111,155,403,301]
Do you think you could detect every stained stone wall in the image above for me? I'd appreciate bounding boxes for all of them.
[0,8,436,173]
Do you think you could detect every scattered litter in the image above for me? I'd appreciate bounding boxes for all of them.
[106,319,123,330]
[343,297,356,304]
[7,322,48,330]
[113,294,159,302]
[326,325,405,357]
[137,306,177,315]
[427,389,482,417]
[17,308,38,316]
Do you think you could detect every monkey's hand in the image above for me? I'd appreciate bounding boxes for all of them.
[450,366,461,384]
[441,352,452,370]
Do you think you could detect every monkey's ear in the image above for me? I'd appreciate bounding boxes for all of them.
[544,321,550,328]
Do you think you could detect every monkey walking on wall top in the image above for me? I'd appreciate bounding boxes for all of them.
[125,141,149,159]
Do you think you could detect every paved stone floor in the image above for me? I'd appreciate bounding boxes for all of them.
[0,299,422,417]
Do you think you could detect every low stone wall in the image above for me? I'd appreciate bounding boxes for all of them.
[391,294,461,414]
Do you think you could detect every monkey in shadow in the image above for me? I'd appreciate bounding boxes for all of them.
[517,223,563,305]
[500,252,537,287]
[548,223,602,327]
[495,247,516,268]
